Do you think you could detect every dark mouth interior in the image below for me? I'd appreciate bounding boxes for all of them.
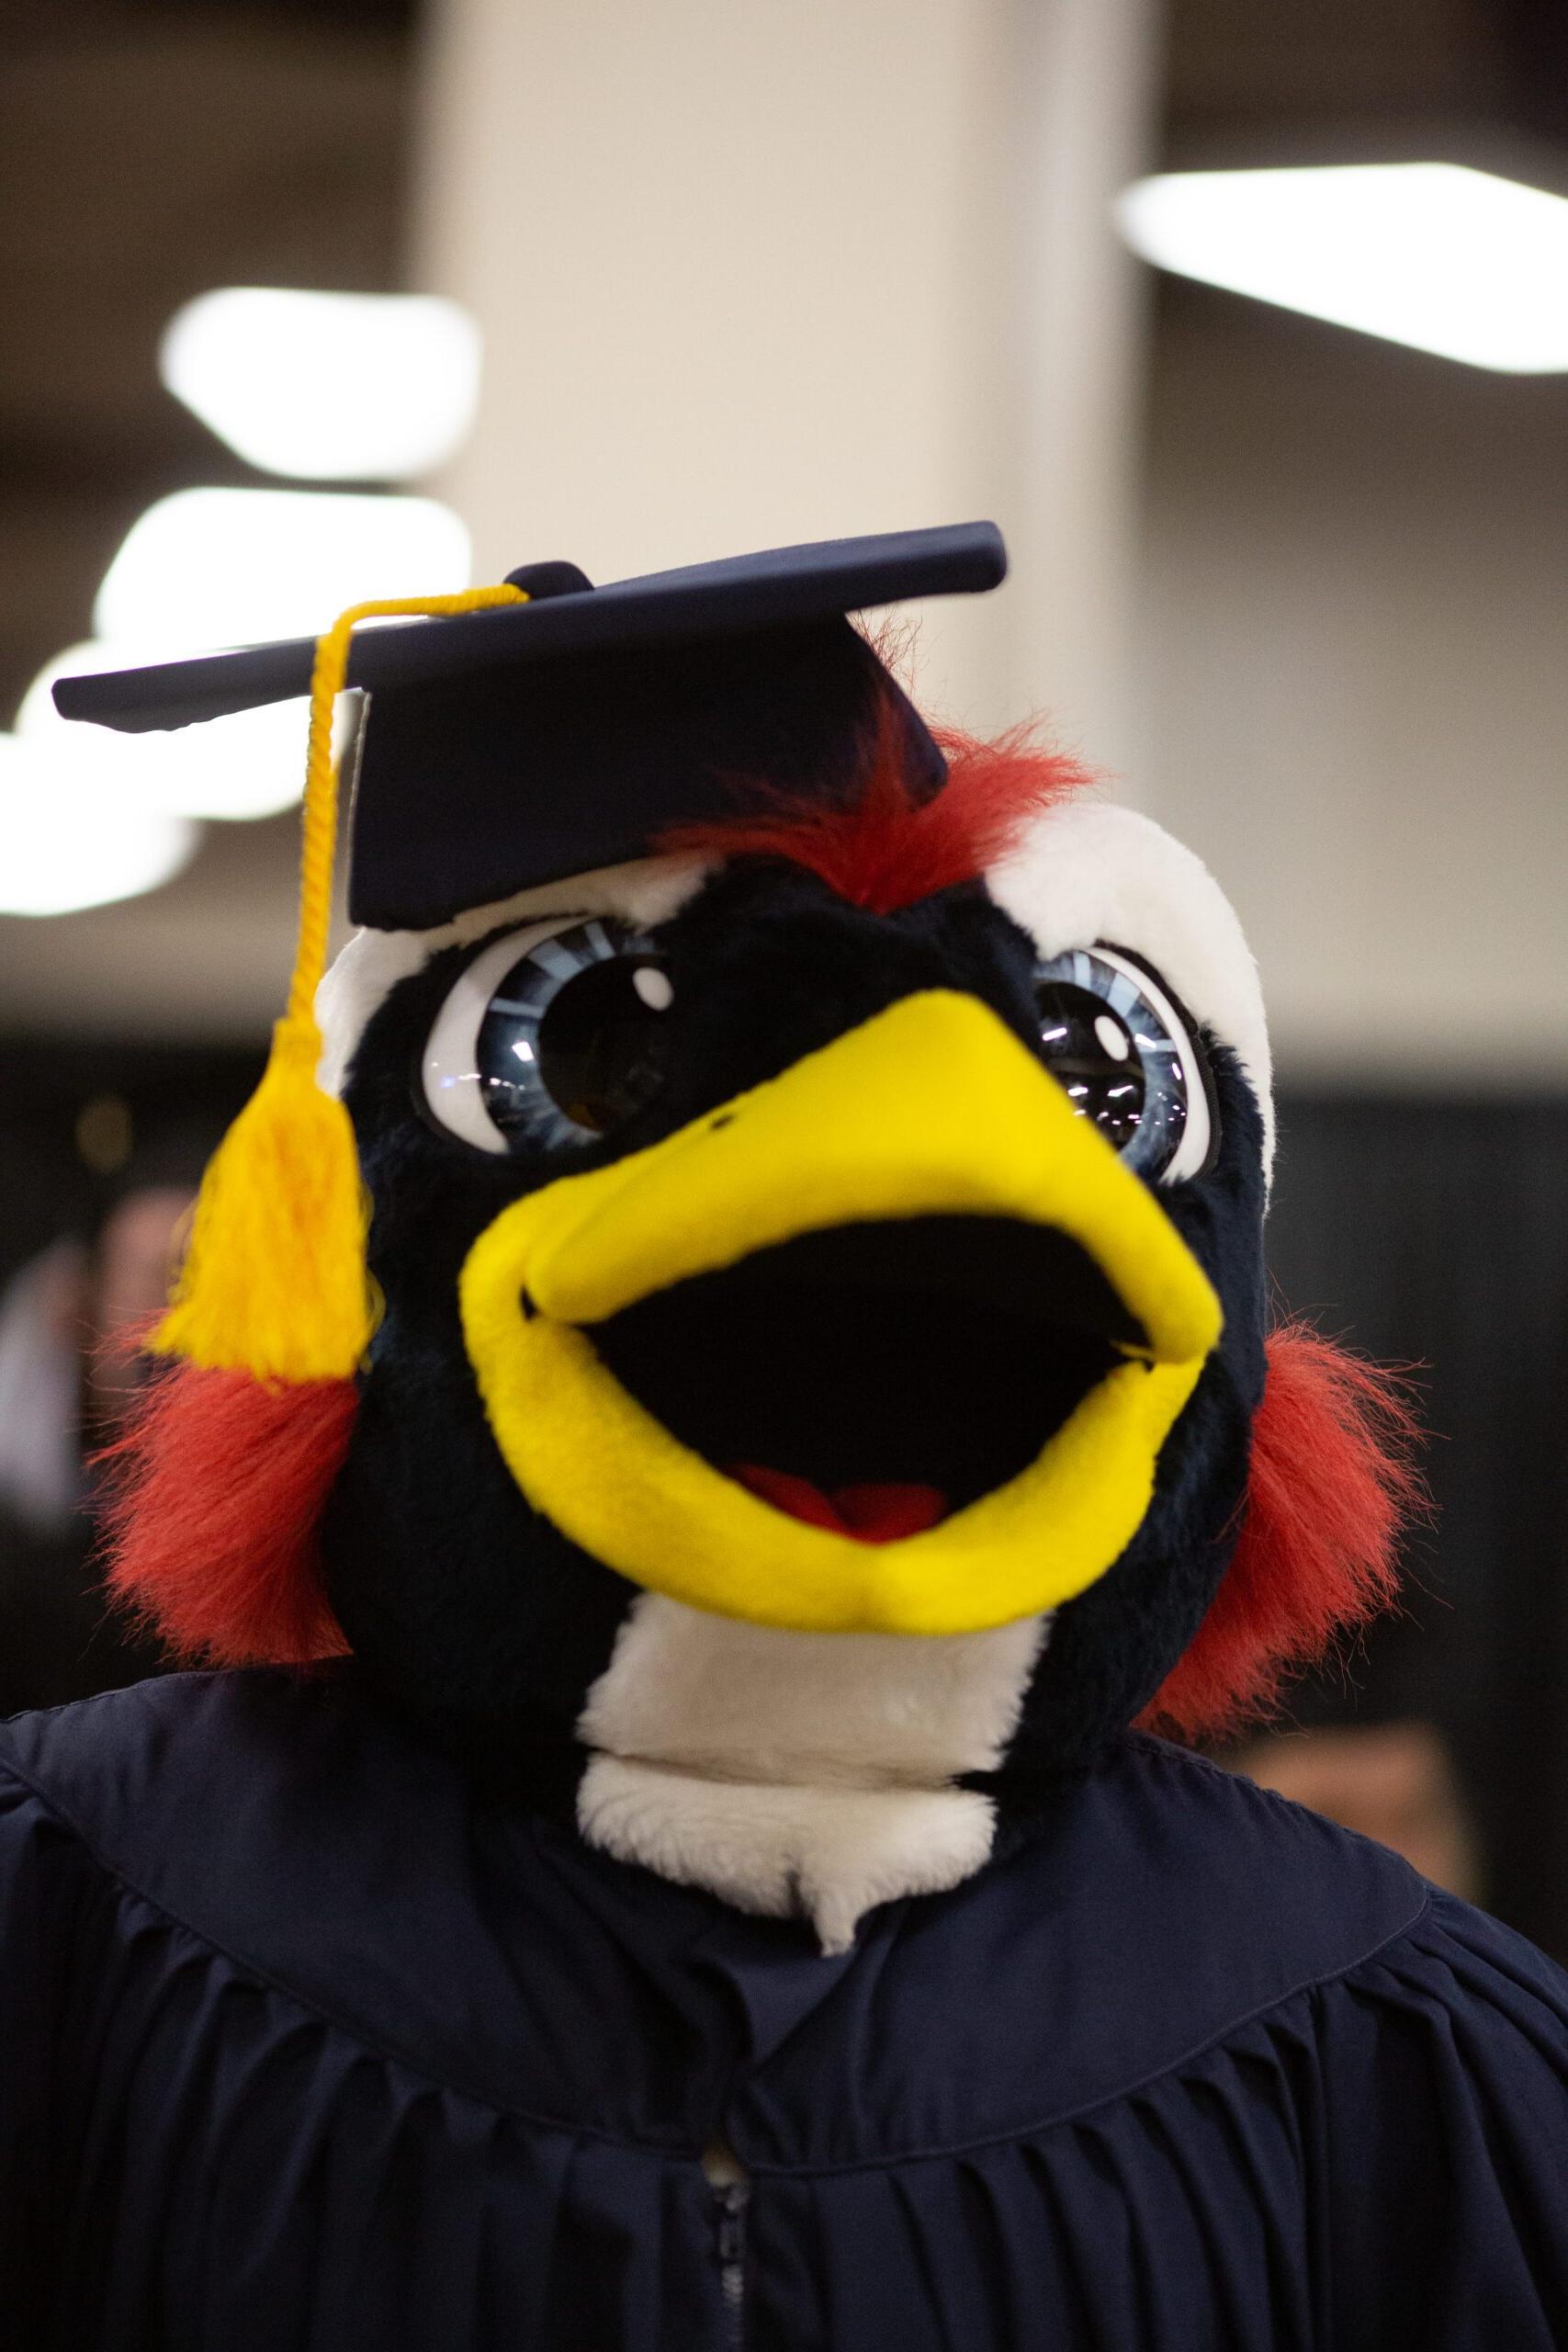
[589,1216,1146,1525]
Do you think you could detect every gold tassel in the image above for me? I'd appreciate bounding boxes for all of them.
[153,583,530,1382]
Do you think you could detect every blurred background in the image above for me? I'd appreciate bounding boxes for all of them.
[1,0,1564,1957]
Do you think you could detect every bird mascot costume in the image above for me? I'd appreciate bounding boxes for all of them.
[6,524,1566,2348]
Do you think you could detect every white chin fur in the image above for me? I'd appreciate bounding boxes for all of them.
[576,1598,1050,1951]
[578,1758,1000,1957]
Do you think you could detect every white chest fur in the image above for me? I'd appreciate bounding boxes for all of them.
[576,1596,1050,1952]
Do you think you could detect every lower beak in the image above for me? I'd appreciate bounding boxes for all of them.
[459,988,1220,1635]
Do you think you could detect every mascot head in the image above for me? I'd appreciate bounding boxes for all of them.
[66,526,1418,1949]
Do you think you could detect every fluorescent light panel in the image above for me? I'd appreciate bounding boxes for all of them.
[1116,163,1568,372]
[10,291,480,910]
[0,734,196,918]
[17,647,356,823]
[20,487,467,841]
[94,487,471,648]
[161,288,482,481]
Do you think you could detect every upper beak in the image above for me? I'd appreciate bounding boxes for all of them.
[460,989,1221,1635]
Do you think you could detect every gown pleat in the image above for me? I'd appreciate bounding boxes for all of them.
[2,1671,1564,2350]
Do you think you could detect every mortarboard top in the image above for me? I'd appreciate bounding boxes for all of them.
[54,521,1007,932]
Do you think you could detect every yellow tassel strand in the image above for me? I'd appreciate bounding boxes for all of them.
[153,583,530,1382]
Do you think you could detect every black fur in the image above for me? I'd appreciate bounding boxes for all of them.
[322,865,1268,1808]
[980,1049,1268,1810]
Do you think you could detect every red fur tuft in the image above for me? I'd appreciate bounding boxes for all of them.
[1137,1323,1425,1744]
[96,1363,355,1667]
[662,700,1092,914]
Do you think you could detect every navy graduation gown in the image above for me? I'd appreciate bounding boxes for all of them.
[1,1668,1564,2349]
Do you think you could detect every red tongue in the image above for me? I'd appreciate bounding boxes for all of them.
[732,1464,948,1542]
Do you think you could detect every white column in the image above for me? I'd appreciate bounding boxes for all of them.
[998,0,1162,785]
[414,0,1158,772]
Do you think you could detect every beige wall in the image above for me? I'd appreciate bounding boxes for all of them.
[1141,301,1568,1083]
[6,1,1562,1088]
[416,0,1157,760]
[418,0,1568,1090]
[0,0,1158,1044]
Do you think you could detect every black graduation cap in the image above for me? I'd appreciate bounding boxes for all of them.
[54,521,1007,932]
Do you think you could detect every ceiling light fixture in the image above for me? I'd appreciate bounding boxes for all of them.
[16,647,355,823]
[161,288,483,481]
[1115,163,1568,372]
[0,735,197,918]
[93,487,471,649]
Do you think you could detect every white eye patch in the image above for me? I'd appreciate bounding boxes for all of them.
[985,800,1273,1178]
[314,852,711,1100]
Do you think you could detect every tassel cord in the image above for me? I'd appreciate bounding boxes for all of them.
[287,586,529,1032]
[153,581,528,1380]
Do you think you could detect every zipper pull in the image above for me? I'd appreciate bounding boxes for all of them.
[717,2178,750,2265]
[705,2140,752,2348]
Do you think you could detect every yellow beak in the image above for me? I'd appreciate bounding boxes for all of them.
[459,989,1221,1635]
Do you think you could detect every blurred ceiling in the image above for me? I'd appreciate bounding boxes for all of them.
[0,0,414,710]
[0,0,413,1028]
[1167,0,1564,143]
[0,0,1562,1038]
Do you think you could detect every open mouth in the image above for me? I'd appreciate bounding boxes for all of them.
[592,1215,1147,1542]
[459,988,1220,1634]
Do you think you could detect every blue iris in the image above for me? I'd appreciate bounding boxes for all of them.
[476,920,672,1152]
[1032,946,1196,1181]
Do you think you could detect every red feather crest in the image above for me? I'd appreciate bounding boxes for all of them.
[1136,1323,1423,1743]
[662,705,1093,914]
[97,1363,353,1667]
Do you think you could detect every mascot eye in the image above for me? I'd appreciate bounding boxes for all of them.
[422,918,675,1156]
[1032,944,1213,1183]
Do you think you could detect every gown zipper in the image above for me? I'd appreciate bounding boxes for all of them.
[705,2139,752,2350]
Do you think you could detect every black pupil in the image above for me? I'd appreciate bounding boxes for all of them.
[529,955,671,1135]
[1034,982,1145,1151]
